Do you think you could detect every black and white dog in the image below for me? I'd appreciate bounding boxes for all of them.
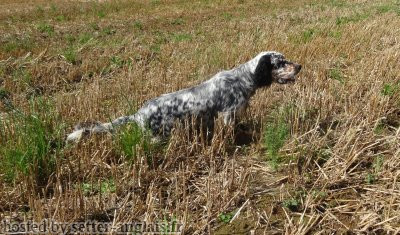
[67,51,302,142]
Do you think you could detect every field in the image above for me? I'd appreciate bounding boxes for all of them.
[1,0,400,233]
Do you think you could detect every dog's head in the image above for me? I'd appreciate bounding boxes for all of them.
[253,51,302,86]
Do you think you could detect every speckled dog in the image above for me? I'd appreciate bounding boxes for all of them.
[67,51,302,143]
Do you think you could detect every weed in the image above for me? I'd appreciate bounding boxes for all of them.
[336,12,370,25]
[377,4,392,14]
[263,109,290,169]
[376,3,400,14]
[133,20,144,30]
[110,56,126,68]
[329,0,346,7]
[328,67,344,83]
[290,28,317,44]
[102,26,116,35]
[221,12,233,20]
[172,33,192,42]
[151,0,161,6]
[328,30,342,39]
[373,155,384,173]
[37,23,54,36]
[366,173,376,184]
[50,4,57,13]
[12,68,32,91]
[381,83,399,97]
[283,198,300,211]
[374,120,386,135]
[55,15,66,22]
[0,99,64,184]
[160,216,179,234]
[82,179,116,195]
[2,37,34,53]
[150,44,161,53]
[90,22,100,31]
[64,34,76,45]
[311,190,328,199]
[78,32,93,44]
[97,10,106,18]
[149,32,168,53]
[62,47,78,64]
[219,212,234,224]
[115,122,153,163]
[301,29,316,43]
[317,148,332,165]
[36,5,45,15]
[171,17,185,25]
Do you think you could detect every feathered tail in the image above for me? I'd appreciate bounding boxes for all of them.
[66,114,141,143]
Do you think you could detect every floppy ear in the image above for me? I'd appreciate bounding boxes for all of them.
[254,55,273,87]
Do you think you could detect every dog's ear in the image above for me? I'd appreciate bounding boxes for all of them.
[254,54,273,87]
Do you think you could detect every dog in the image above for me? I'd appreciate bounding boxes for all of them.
[66,51,302,143]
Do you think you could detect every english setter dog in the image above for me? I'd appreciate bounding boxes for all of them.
[67,51,302,143]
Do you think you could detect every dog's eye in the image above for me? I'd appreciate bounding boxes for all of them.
[274,61,285,69]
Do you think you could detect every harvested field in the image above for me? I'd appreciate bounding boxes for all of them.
[0,0,400,234]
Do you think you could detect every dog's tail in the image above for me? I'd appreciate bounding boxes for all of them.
[66,114,142,143]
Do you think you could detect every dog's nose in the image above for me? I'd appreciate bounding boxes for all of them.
[296,64,302,71]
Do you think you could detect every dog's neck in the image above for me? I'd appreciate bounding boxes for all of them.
[232,52,276,91]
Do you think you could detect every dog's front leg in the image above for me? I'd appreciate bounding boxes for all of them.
[221,102,248,125]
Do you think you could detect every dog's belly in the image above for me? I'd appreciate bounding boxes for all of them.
[137,94,217,136]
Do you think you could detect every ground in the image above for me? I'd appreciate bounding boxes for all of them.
[0,0,400,234]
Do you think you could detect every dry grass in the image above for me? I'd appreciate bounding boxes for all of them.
[1,0,400,234]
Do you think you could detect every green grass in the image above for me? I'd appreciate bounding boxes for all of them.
[301,29,316,43]
[37,22,54,36]
[78,32,93,44]
[263,109,290,169]
[97,10,106,18]
[82,179,116,195]
[1,37,34,53]
[376,3,400,15]
[12,68,32,90]
[116,122,153,163]
[110,56,130,68]
[101,26,116,35]
[221,12,233,20]
[328,67,344,83]
[335,12,370,25]
[133,20,144,30]
[328,29,342,39]
[282,198,300,211]
[160,216,180,234]
[219,212,234,224]
[365,155,384,184]
[172,33,192,42]
[62,47,78,64]
[373,155,384,173]
[170,17,185,25]
[289,28,318,44]
[381,83,400,97]
[0,99,65,184]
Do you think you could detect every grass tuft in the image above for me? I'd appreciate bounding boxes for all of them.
[0,99,64,184]
[115,123,153,164]
[62,47,78,64]
[328,67,344,83]
[82,179,116,196]
[381,83,400,97]
[263,108,290,169]
[37,22,54,36]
